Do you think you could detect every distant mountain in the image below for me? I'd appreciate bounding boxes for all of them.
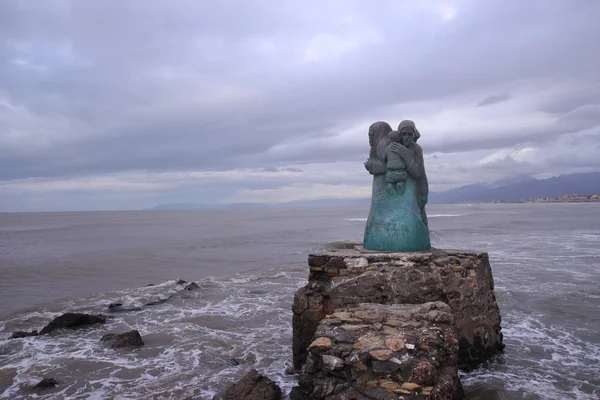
[430,172,600,203]
[150,172,600,210]
[487,174,537,189]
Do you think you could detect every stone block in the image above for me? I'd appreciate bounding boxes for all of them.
[292,248,503,371]
[290,302,464,400]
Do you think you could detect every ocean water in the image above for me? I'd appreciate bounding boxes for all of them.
[0,204,599,399]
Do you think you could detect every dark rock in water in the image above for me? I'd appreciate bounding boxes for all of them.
[223,369,281,400]
[176,279,187,285]
[146,284,155,286]
[32,378,58,390]
[40,313,106,335]
[144,298,169,307]
[101,330,144,348]
[184,282,200,291]
[285,366,299,375]
[227,358,240,366]
[10,330,38,339]
[107,303,143,313]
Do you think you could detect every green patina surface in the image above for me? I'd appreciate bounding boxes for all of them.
[364,174,430,252]
[363,120,431,252]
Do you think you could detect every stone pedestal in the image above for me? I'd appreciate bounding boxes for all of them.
[290,302,463,400]
[291,247,503,399]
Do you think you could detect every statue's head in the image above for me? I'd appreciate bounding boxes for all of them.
[368,121,393,148]
[388,130,402,142]
[397,120,421,145]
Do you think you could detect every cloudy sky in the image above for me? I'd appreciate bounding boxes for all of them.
[1,0,599,211]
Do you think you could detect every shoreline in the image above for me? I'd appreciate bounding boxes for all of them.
[440,194,600,204]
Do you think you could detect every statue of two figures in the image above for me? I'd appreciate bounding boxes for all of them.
[363,120,431,252]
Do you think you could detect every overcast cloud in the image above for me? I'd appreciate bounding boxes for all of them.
[1,0,599,211]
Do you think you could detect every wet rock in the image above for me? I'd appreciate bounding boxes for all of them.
[144,298,169,307]
[107,303,143,313]
[39,313,106,335]
[176,279,187,285]
[285,366,299,375]
[10,330,38,339]
[101,330,144,348]
[32,378,58,390]
[184,282,200,291]
[223,369,281,400]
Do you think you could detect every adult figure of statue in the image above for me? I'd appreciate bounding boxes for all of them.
[363,120,431,252]
[396,120,429,226]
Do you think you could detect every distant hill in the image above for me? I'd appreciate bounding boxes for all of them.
[430,172,600,203]
[150,172,600,210]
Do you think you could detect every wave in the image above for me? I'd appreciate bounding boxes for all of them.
[0,270,305,400]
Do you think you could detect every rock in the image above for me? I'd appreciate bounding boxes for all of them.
[39,313,106,335]
[321,355,344,371]
[101,330,144,348]
[308,337,332,353]
[293,302,463,399]
[401,382,420,391]
[223,369,281,400]
[176,279,187,285]
[385,336,405,351]
[184,282,200,291]
[285,366,298,375]
[107,303,142,313]
[353,332,384,350]
[292,248,503,370]
[10,330,38,339]
[290,248,498,399]
[144,297,170,307]
[409,361,437,386]
[32,378,58,390]
[369,349,393,360]
[380,379,399,392]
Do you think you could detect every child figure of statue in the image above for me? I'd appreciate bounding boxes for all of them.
[385,130,408,195]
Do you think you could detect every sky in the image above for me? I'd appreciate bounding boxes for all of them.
[1,0,599,211]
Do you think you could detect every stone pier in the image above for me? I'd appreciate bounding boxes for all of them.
[290,246,503,399]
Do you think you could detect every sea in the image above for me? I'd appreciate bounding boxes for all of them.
[0,203,599,400]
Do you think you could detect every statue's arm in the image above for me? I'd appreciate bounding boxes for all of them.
[365,157,386,175]
[389,143,424,179]
[407,145,425,179]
